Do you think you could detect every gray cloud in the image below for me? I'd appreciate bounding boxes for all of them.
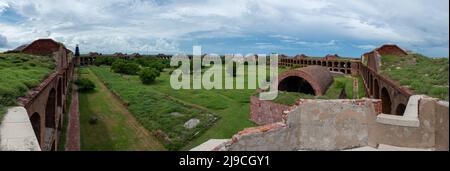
[0,0,448,56]
[0,34,8,47]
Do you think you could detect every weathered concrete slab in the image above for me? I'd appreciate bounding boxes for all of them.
[0,107,41,151]
[376,114,420,127]
[190,139,230,151]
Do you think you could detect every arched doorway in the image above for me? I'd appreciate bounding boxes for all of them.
[368,74,373,96]
[57,79,63,108]
[373,79,380,99]
[46,89,56,129]
[30,113,41,144]
[381,88,392,114]
[278,76,315,95]
[395,104,407,116]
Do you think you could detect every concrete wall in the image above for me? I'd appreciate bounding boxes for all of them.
[435,101,449,151]
[291,99,378,150]
[220,96,448,151]
[230,99,381,151]
[249,96,289,125]
[0,107,41,151]
[368,97,449,150]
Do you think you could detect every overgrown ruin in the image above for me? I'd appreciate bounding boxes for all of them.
[0,40,448,151]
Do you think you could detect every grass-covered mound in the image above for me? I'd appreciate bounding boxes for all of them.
[0,53,55,119]
[380,54,449,101]
[271,76,366,106]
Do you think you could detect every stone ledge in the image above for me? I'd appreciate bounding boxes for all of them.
[376,114,420,127]
[190,139,230,151]
[0,107,41,151]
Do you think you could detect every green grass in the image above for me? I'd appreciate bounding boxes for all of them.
[87,64,287,150]
[79,68,166,151]
[380,54,449,101]
[272,76,366,105]
[0,53,55,121]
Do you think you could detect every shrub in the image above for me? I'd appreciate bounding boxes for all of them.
[94,57,118,66]
[75,78,95,92]
[111,61,140,75]
[139,68,160,84]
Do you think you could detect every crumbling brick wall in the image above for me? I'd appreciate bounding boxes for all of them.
[250,96,289,125]
[376,45,408,57]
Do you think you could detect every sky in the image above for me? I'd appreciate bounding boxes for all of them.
[0,0,448,57]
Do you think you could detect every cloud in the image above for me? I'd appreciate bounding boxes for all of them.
[355,44,377,50]
[0,0,448,57]
[0,34,7,47]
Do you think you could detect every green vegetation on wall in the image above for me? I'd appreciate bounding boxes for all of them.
[380,54,449,101]
[0,53,55,119]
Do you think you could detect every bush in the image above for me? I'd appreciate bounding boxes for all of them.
[139,68,160,84]
[75,78,95,92]
[94,57,118,66]
[111,61,140,75]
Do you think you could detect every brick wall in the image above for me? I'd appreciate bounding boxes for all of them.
[250,96,290,125]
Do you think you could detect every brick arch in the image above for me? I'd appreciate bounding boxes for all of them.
[373,79,380,99]
[57,78,63,107]
[381,87,392,114]
[277,66,333,96]
[368,74,373,95]
[30,112,41,144]
[395,103,406,116]
[45,88,57,129]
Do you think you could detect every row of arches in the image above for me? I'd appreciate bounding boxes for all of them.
[359,64,407,116]
[279,59,353,75]
[28,64,73,150]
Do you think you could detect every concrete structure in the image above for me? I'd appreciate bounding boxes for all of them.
[0,107,41,151]
[194,95,448,151]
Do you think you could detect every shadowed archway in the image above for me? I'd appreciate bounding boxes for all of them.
[278,76,315,95]
[381,87,392,114]
[395,103,406,116]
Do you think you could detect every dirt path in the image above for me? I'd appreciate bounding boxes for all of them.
[65,70,80,151]
[80,69,165,151]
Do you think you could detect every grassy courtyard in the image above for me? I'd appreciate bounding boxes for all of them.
[85,64,289,150]
[380,54,449,101]
[0,53,55,120]
[78,68,166,151]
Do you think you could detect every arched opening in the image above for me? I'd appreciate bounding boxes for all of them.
[369,74,373,95]
[278,76,316,95]
[57,79,63,108]
[45,89,56,129]
[395,103,406,116]
[381,88,392,114]
[30,113,41,144]
[373,79,380,99]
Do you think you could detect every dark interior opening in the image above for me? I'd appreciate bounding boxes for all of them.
[278,76,315,95]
